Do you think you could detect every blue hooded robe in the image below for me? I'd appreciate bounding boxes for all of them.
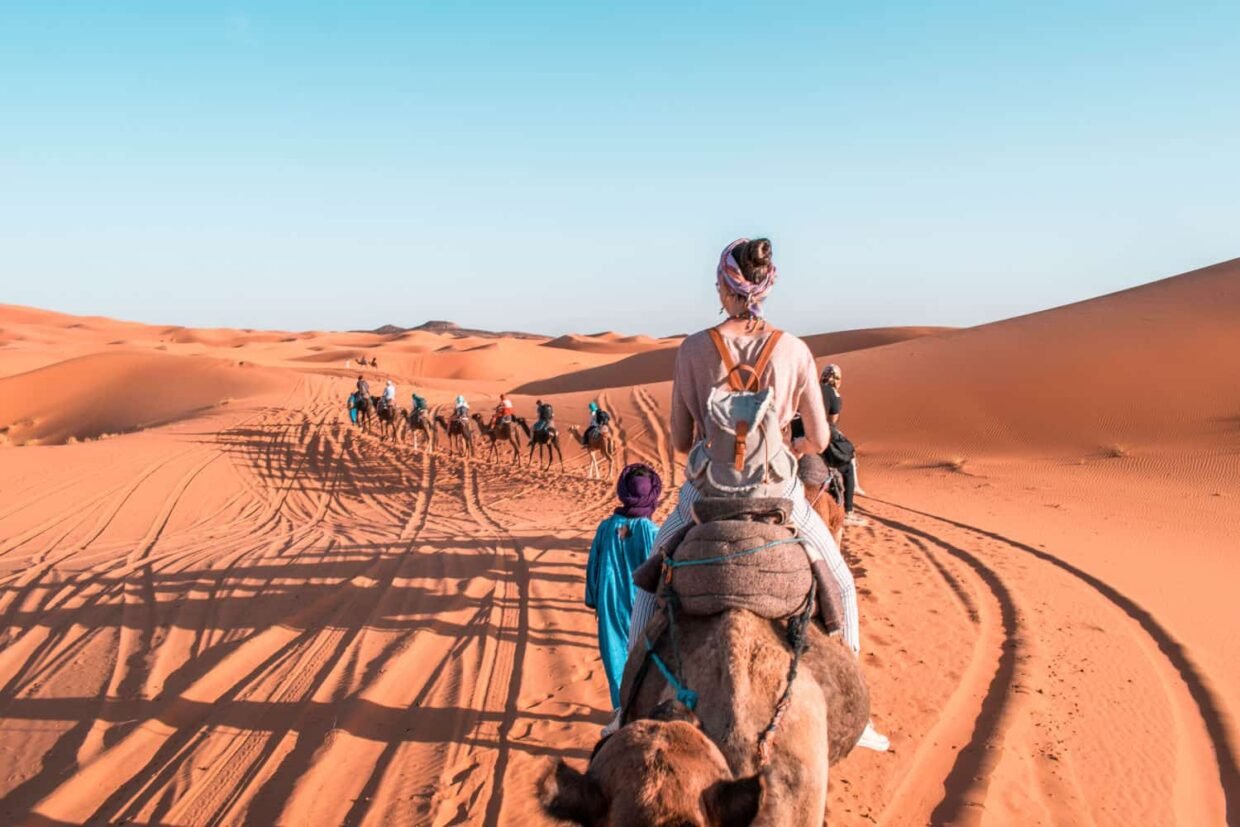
[585,513,658,709]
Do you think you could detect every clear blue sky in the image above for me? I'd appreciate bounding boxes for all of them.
[2,1,1237,336]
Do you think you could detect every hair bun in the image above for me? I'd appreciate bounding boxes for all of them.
[735,237,774,283]
[748,238,772,267]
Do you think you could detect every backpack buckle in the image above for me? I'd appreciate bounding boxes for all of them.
[733,420,750,471]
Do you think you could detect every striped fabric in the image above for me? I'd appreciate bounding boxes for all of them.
[627,477,860,654]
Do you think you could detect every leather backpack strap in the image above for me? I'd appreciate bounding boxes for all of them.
[709,327,749,392]
[748,330,784,391]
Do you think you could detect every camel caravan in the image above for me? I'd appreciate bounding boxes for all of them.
[540,239,885,826]
[345,379,604,475]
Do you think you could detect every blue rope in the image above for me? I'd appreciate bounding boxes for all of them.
[646,641,698,710]
[640,536,799,717]
[663,537,802,569]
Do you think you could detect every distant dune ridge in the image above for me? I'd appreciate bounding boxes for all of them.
[0,259,1237,826]
[361,320,546,340]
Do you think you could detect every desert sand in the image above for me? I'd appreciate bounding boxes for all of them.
[0,259,1237,826]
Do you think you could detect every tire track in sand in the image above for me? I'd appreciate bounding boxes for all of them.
[865,511,1023,825]
[866,499,1235,826]
[631,385,675,488]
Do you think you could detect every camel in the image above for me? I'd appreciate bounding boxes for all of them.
[405,406,435,452]
[351,393,374,434]
[540,704,762,826]
[470,413,529,464]
[434,412,475,458]
[800,455,847,548]
[568,425,615,480]
[612,606,867,826]
[370,397,403,441]
[817,484,846,548]
[527,421,565,471]
[614,610,868,825]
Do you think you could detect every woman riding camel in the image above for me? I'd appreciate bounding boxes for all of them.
[454,395,470,420]
[627,236,888,751]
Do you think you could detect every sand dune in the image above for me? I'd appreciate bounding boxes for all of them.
[0,351,276,446]
[833,259,1240,458]
[803,325,955,358]
[516,326,948,396]
[0,263,1236,826]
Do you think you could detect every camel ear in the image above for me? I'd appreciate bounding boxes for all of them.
[538,760,607,825]
[702,773,763,826]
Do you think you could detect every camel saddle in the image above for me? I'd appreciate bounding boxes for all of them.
[634,498,843,632]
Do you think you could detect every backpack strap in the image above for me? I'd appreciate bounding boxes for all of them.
[708,328,784,392]
[708,328,747,391]
[751,330,784,390]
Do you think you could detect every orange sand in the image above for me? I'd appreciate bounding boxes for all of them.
[0,259,1236,826]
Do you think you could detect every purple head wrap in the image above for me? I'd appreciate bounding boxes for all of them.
[615,462,663,519]
[717,238,778,318]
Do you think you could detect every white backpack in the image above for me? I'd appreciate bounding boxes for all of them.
[685,329,798,498]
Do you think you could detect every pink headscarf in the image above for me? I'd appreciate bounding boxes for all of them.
[717,238,778,318]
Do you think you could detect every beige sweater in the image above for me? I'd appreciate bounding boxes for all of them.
[670,327,830,455]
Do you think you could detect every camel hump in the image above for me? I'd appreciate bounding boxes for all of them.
[691,497,793,525]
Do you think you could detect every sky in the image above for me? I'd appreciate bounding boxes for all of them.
[2,1,1238,337]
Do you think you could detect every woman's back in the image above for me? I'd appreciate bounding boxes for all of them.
[670,327,827,454]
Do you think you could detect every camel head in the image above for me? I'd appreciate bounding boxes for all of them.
[539,715,762,826]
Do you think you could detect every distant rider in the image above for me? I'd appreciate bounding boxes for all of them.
[582,400,611,445]
[490,394,515,430]
[534,399,555,433]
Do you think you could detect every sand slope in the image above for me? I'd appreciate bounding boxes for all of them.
[0,263,1237,826]
[833,259,1240,458]
[0,351,276,446]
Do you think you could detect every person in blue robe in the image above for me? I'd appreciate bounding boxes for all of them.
[585,462,663,720]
